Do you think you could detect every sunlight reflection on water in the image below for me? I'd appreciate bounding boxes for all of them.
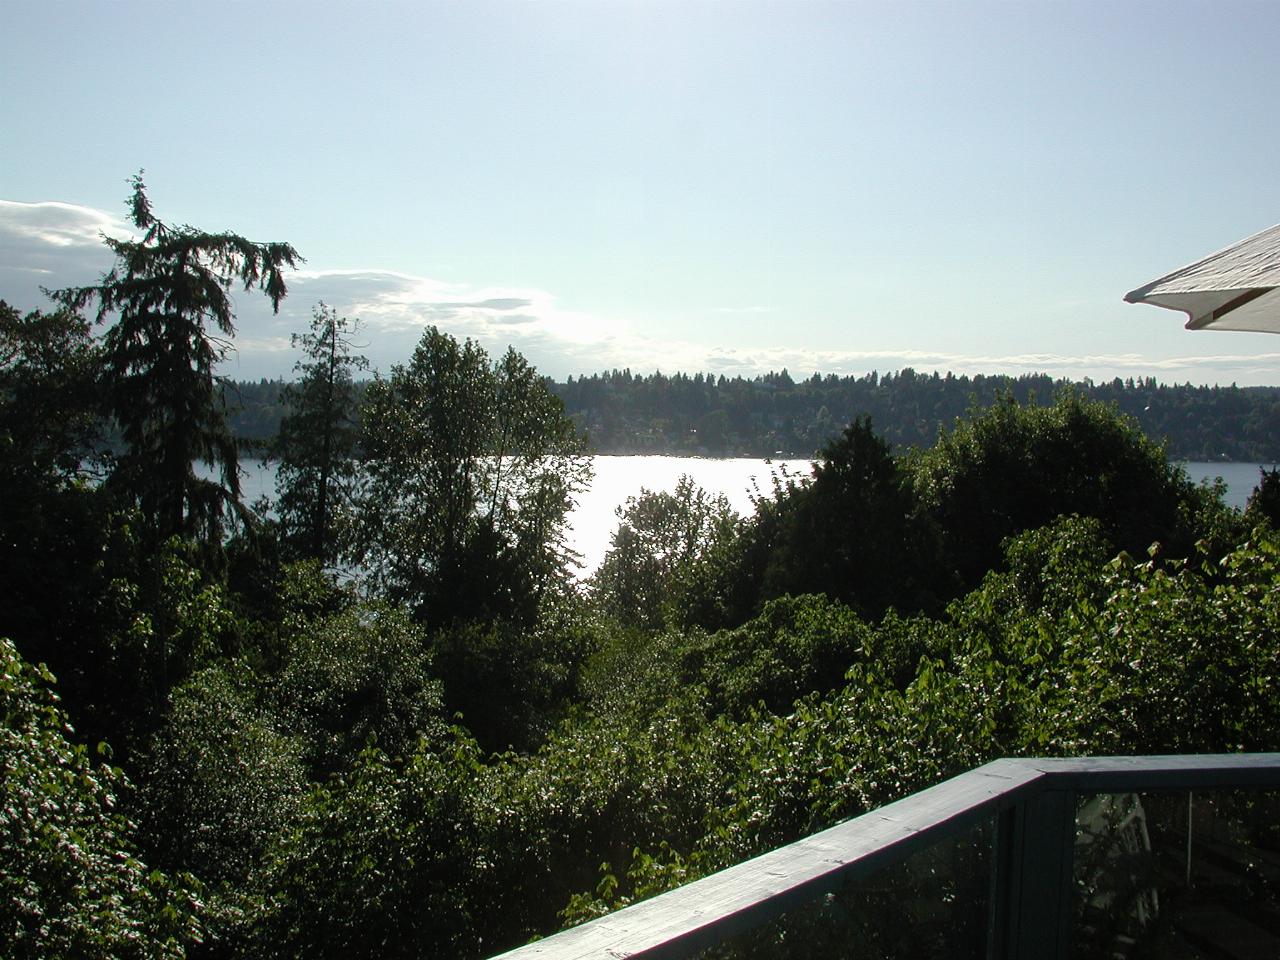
[565,456,812,577]
[231,457,1264,577]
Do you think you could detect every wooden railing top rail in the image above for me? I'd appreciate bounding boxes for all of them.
[487,753,1280,960]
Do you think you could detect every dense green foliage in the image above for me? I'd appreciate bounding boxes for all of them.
[1,637,201,959]
[554,367,1280,460]
[757,416,932,617]
[0,300,112,725]
[0,301,102,492]
[6,176,1279,960]
[909,391,1206,593]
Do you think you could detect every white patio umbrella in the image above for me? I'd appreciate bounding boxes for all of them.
[1124,222,1280,332]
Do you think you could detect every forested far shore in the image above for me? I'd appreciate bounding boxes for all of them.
[225,369,1280,461]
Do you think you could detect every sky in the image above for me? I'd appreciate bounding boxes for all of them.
[4,0,1280,386]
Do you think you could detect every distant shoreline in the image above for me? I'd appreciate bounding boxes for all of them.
[227,373,1280,463]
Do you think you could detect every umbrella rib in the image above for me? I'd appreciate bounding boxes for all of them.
[1186,286,1273,330]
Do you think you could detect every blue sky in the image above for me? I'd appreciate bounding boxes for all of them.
[4,0,1280,384]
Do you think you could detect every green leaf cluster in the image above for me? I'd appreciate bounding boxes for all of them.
[1,637,201,959]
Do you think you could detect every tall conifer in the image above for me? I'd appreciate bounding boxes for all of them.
[52,174,302,550]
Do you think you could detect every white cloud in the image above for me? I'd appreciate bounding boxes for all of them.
[235,336,294,355]
[5,197,1280,387]
[0,200,129,307]
[262,268,644,377]
[0,199,131,248]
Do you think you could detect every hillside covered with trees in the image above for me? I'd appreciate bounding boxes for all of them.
[5,180,1280,959]
[555,368,1280,460]
[226,368,1280,462]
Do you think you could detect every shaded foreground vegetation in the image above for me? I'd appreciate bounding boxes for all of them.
[5,180,1280,959]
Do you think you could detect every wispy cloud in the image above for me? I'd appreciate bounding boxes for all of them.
[4,198,1278,387]
[0,200,125,301]
[235,335,294,355]
[0,200,131,248]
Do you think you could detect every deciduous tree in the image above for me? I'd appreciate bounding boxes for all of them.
[0,300,102,493]
[910,390,1201,594]
[0,301,120,741]
[591,475,740,632]
[351,327,590,628]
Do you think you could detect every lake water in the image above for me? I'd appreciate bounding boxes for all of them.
[236,457,1272,576]
[565,456,812,576]
[1183,461,1275,511]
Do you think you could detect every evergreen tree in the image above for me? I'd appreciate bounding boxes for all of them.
[1245,466,1280,527]
[51,173,302,551]
[761,416,934,618]
[275,302,367,562]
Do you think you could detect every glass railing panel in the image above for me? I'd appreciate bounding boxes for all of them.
[1073,788,1280,959]
[692,815,995,960]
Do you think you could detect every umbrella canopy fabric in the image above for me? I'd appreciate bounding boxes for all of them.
[1125,223,1280,332]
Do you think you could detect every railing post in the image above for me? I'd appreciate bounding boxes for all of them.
[990,787,1077,960]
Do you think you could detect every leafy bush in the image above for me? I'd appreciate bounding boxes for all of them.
[1,637,200,959]
[274,601,447,776]
[256,735,488,960]
[141,663,307,886]
[556,522,1280,927]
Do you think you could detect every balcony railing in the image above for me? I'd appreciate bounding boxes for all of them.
[488,754,1280,960]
